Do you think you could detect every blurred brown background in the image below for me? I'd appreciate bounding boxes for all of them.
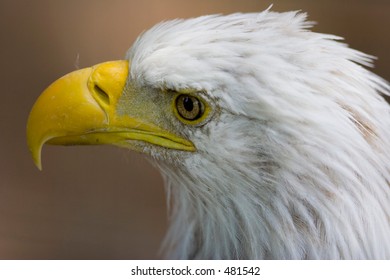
[1,0,389,259]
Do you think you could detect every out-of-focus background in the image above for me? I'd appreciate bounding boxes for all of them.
[1,0,389,259]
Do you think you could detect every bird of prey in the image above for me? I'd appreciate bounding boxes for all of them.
[27,9,390,259]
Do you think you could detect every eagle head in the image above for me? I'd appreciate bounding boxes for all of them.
[27,10,390,259]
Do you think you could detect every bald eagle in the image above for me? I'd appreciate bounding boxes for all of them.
[27,10,390,259]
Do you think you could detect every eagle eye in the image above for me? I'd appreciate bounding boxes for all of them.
[175,94,204,122]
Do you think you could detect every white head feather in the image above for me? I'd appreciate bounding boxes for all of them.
[126,10,390,259]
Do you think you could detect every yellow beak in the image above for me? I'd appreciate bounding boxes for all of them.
[27,60,194,170]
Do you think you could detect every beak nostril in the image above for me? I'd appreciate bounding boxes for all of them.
[94,84,110,105]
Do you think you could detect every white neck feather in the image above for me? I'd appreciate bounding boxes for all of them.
[156,111,390,259]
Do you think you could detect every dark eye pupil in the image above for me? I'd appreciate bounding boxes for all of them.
[175,94,204,122]
[183,96,194,111]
